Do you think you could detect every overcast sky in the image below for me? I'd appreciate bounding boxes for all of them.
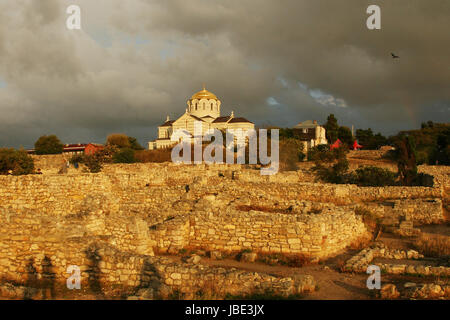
[0,0,449,149]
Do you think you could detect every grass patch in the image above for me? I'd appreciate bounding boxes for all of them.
[413,233,450,257]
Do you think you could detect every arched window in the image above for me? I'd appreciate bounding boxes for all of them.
[211,103,213,110]
[203,103,206,110]
[195,103,198,110]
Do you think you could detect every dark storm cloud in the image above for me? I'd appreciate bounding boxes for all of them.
[0,0,448,148]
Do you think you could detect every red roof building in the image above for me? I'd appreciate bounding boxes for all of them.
[85,143,104,156]
[27,143,104,155]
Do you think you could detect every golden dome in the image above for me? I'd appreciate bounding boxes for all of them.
[190,85,218,101]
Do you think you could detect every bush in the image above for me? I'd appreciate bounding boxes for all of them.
[95,145,119,164]
[83,155,103,173]
[389,123,449,166]
[298,151,306,162]
[411,172,434,187]
[69,154,84,165]
[106,134,131,148]
[113,148,136,163]
[308,144,347,162]
[279,139,303,171]
[128,137,144,150]
[70,146,119,173]
[312,158,349,184]
[416,149,430,165]
[34,135,64,155]
[0,148,35,175]
[414,233,450,257]
[347,166,398,187]
[135,149,172,163]
[313,162,401,187]
[307,144,329,161]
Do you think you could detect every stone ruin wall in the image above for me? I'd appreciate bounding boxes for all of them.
[149,209,369,259]
[0,162,447,297]
[0,238,315,299]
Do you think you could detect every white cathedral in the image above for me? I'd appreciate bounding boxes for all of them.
[148,86,255,150]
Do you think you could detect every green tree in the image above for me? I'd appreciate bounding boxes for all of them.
[113,148,136,163]
[106,134,131,148]
[356,128,387,149]
[324,114,339,143]
[34,135,64,155]
[393,135,418,186]
[389,122,449,165]
[338,126,354,146]
[279,128,294,140]
[128,137,144,150]
[433,128,450,165]
[0,148,35,175]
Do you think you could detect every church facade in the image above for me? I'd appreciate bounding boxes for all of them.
[148,87,254,150]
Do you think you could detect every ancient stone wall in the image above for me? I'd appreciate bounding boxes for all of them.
[148,209,369,259]
[0,162,447,298]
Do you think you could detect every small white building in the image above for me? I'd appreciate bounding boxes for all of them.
[293,120,328,152]
[149,86,254,150]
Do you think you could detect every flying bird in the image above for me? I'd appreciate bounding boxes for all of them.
[391,53,400,59]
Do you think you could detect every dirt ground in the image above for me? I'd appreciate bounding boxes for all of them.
[171,222,450,300]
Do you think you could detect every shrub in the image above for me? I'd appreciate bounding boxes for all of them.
[112,148,136,163]
[414,233,450,257]
[312,158,350,184]
[416,149,430,165]
[95,145,119,164]
[69,154,84,165]
[106,134,131,148]
[83,154,103,173]
[298,151,306,162]
[389,123,449,166]
[308,144,347,162]
[0,148,35,175]
[34,135,64,155]
[279,139,303,171]
[411,172,434,187]
[128,137,144,150]
[68,145,118,173]
[348,166,398,187]
[135,149,173,163]
[307,144,330,161]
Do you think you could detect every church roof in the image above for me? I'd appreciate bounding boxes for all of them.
[212,116,231,123]
[190,85,218,101]
[190,115,205,122]
[160,120,175,127]
[229,117,253,124]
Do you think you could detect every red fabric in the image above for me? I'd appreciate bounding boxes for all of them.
[352,140,363,150]
[330,139,342,150]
